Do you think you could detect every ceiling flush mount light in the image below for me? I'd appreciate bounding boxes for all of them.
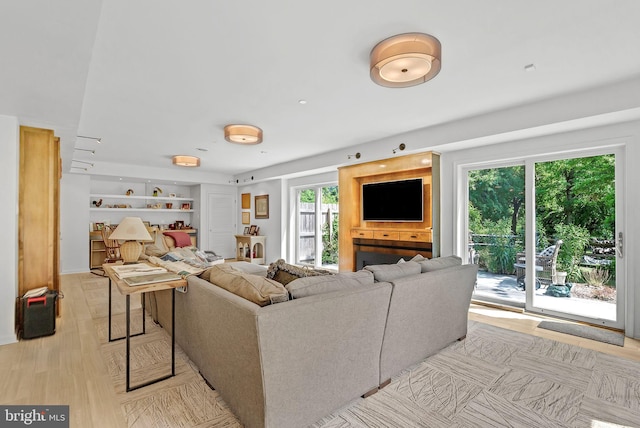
[172,155,200,167]
[370,32,441,88]
[224,124,263,145]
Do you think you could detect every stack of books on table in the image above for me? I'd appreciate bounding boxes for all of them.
[111,263,183,286]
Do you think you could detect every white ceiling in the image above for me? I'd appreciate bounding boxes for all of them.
[1,0,640,182]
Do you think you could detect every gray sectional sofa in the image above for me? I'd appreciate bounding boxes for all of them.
[149,257,478,428]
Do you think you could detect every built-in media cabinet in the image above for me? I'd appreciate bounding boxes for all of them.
[338,151,440,271]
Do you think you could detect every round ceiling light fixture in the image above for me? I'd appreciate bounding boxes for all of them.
[172,155,200,167]
[224,124,263,145]
[370,32,441,88]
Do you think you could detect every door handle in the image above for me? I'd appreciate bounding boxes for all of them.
[616,231,623,258]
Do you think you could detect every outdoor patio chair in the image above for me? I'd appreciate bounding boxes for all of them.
[513,240,563,290]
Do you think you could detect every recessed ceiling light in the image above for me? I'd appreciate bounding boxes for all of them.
[298,99,307,105]
[196,147,208,152]
[524,63,536,72]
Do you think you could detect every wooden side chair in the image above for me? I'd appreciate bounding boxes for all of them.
[101,224,122,264]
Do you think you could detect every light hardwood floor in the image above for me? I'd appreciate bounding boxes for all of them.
[1,273,639,428]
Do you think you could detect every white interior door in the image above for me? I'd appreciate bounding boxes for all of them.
[207,193,235,258]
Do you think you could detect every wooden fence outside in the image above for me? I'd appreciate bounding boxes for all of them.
[298,203,339,264]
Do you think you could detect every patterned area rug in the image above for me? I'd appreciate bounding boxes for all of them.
[84,275,640,427]
[537,320,625,346]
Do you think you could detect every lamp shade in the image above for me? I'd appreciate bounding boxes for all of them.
[109,217,153,263]
[109,217,153,241]
[370,32,441,88]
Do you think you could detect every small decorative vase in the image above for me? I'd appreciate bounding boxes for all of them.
[165,203,173,209]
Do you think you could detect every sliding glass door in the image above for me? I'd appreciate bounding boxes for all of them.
[467,147,624,329]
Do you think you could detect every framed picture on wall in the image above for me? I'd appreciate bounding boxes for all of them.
[255,194,269,219]
[241,193,251,209]
[242,211,250,224]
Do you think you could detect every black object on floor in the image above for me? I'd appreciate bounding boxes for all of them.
[537,320,624,346]
[21,290,58,339]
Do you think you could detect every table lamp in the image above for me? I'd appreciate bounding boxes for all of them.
[109,217,153,264]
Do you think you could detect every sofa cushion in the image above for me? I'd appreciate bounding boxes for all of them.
[266,259,333,286]
[144,231,170,257]
[286,270,374,299]
[163,231,193,248]
[207,264,288,306]
[364,261,421,282]
[416,255,462,273]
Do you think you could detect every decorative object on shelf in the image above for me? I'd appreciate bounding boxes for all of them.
[165,203,173,209]
[153,187,163,197]
[255,194,269,219]
[95,222,104,231]
[172,155,200,167]
[174,220,185,230]
[241,193,251,209]
[392,143,406,154]
[181,203,191,210]
[92,198,103,207]
[244,226,250,235]
[126,189,134,196]
[108,217,153,264]
[249,225,257,235]
[370,32,441,88]
[169,193,176,198]
[224,124,263,145]
[142,221,151,227]
[242,211,250,224]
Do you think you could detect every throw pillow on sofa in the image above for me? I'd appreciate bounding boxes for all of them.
[266,259,333,286]
[364,261,421,282]
[163,231,193,248]
[413,255,462,273]
[286,270,374,299]
[207,264,288,306]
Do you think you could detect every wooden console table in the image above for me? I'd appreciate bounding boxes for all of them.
[235,235,266,264]
[103,263,187,392]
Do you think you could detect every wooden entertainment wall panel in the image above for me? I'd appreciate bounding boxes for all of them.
[338,151,440,271]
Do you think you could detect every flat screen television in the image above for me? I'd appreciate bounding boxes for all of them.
[362,178,423,222]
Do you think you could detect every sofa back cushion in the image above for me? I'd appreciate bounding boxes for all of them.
[286,270,374,299]
[412,255,462,273]
[207,264,288,306]
[364,261,421,282]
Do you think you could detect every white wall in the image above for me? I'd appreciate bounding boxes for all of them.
[0,115,19,345]
[237,179,284,263]
[60,173,90,273]
[440,120,640,338]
